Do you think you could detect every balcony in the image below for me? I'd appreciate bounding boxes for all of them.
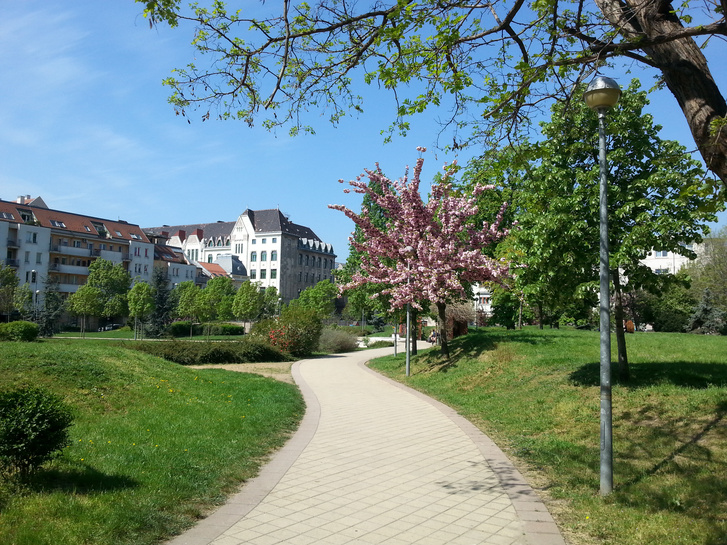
[6,239,18,248]
[3,258,19,268]
[51,245,92,257]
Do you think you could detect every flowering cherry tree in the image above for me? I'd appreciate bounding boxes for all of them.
[329,148,510,358]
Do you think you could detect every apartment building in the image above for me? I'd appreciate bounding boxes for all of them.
[146,208,337,303]
[0,196,154,304]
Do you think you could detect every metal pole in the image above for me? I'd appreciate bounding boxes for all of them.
[597,108,613,496]
[405,302,411,376]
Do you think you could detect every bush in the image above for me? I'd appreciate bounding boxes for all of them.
[0,387,74,477]
[318,328,359,353]
[167,321,203,338]
[129,338,290,365]
[0,321,39,342]
[207,323,246,336]
[368,340,394,349]
[253,307,323,357]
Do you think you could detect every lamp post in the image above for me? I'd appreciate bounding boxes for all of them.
[584,76,621,496]
[403,246,414,377]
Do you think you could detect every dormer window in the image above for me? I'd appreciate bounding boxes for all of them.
[50,220,66,228]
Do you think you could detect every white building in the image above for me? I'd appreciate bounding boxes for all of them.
[146,209,336,303]
[0,196,154,305]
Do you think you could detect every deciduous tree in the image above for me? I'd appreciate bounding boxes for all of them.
[129,281,156,340]
[138,0,727,189]
[330,149,509,357]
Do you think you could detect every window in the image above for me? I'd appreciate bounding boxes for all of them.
[27,232,37,244]
[271,250,278,261]
[252,239,257,244]
[317,257,322,268]
[251,252,257,262]
[305,255,309,266]
[262,238,267,244]
[84,225,91,232]
[261,251,267,261]
[50,220,66,228]
[0,212,14,220]
[145,248,149,258]
[115,230,123,237]
[36,253,42,264]
[130,233,141,240]
[271,269,277,279]
[208,255,213,263]
[272,237,277,243]
[655,268,670,275]
[24,251,30,263]
[250,269,257,279]
[260,269,267,279]
[74,240,82,248]
[299,254,303,265]
[299,272,302,281]
[655,250,669,257]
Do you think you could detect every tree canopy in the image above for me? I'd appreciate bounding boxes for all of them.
[138,0,727,189]
[330,149,510,356]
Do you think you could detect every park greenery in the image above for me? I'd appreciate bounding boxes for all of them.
[0,340,304,545]
[137,0,727,190]
[370,327,727,545]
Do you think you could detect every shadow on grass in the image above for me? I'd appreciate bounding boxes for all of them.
[569,361,727,389]
[25,465,139,495]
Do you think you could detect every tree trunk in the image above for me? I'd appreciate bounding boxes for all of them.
[436,301,450,359]
[612,271,630,381]
[538,302,544,329]
[597,0,727,189]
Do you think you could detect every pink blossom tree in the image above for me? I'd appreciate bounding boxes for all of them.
[329,148,510,358]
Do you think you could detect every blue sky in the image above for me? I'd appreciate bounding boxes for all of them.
[1,1,725,262]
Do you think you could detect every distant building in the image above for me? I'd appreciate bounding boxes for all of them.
[146,209,336,303]
[0,196,154,306]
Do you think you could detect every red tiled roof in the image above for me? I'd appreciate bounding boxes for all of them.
[0,198,150,243]
[198,262,228,278]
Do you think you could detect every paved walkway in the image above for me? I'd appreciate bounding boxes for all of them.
[168,346,566,545]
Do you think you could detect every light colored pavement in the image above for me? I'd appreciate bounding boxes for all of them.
[168,345,566,545]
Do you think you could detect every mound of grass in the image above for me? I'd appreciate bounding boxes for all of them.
[0,340,304,545]
[369,327,727,545]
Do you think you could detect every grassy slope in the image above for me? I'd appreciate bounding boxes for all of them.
[0,340,304,545]
[369,328,727,545]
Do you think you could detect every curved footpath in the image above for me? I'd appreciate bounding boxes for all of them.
[168,345,566,545]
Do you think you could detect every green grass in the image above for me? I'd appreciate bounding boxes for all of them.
[369,327,727,545]
[0,340,304,545]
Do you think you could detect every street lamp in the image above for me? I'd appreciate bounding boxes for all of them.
[584,76,621,496]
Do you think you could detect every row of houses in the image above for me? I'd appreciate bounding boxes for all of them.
[0,196,337,309]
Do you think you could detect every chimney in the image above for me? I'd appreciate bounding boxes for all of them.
[16,195,31,204]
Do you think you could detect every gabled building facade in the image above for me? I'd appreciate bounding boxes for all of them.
[1,196,154,304]
[146,209,336,303]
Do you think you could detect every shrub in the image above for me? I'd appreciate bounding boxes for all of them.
[0,387,74,477]
[167,321,203,338]
[318,328,359,353]
[129,338,290,365]
[368,340,394,348]
[207,323,246,336]
[0,321,39,342]
[271,306,323,357]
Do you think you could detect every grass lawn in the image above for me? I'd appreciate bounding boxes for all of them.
[369,327,727,545]
[0,340,304,545]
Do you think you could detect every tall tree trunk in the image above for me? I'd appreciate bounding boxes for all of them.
[436,301,450,359]
[596,0,727,188]
[612,271,630,381]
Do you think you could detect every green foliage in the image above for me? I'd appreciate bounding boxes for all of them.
[167,320,201,337]
[12,283,33,321]
[128,282,156,337]
[0,321,39,342]
[318,327,359,353]
[197,276,236,323]
[232,280,264,322]
[0,386,73,476]
[0,263,19,320]
[146,267,174,337]
[172,281,200,322]
[687,289,727,335]
[129,338,289,365]
[292,280,338,318]
[86,259,132,318]
[254,306,323,357]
